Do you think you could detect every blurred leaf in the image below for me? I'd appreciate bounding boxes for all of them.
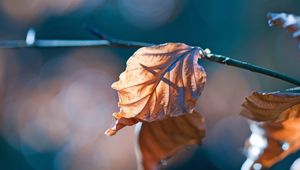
[241,88,300,169]
[105,43,206,136]
[136,111,205,170]
[268,12,300,47]
[244,119,300,169]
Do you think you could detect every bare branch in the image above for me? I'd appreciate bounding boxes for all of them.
[0,28,153,49]
[204,53,300,86]
[0,28,299,86]
[85,26,154,48]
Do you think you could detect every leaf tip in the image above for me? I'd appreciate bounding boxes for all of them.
[111,81,118,90]
[105,128,117,136]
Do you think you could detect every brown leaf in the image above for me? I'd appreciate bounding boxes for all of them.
[105,43,206,136]
[241,89,300,122]
[268,12,300,43]
[136,111,205,170]
[241,88,300,169]
[243,118,300,169]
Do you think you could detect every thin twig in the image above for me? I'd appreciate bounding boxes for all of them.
[84,26,154,48]
[0,28,152,49]
[0,39,113,48]
[0,28,300,86]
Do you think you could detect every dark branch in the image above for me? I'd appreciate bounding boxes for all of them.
[84,26,109,40]
[203,53,300,86]
[85,26,154,48]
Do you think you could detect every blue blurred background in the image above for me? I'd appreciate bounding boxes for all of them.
[0,0,300,170]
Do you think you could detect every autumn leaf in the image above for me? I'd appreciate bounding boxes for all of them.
[105,43,206,136]
[241,87,300,169]
[136,111,205,170]
[241,88,300,122]
[268,12,300,46]
[243,120,300,169]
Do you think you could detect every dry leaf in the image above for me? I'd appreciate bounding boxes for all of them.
[243,119,300,169]
[268,12,300,46]
[136,111,205,170]
[241,89,300,122]
[241,88,300,169]
[105,43,206,136]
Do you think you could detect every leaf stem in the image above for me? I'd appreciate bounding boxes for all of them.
[0,28,300,86]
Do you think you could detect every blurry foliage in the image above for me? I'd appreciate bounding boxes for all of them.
[240,13,300,170]
[0,0,300,170]
[268,12,300,47]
